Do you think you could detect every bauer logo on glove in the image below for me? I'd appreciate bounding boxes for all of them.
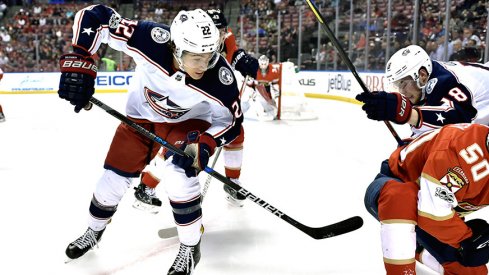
[355,91,413,125]
[58,53,98,113]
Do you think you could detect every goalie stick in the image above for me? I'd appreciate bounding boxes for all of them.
[157,147,222,239]
[89,97,363,239]
[304,0,404,147]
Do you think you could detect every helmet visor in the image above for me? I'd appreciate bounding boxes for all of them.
[181,51,219,70]
[386,76,414,93]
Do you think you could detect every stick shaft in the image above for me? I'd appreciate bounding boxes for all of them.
[90,96,362,239]
[304,0,403,146]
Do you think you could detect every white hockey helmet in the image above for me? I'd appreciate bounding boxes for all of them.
[170,9,220,70]
[258,55,269,69]
[385,45,432,89]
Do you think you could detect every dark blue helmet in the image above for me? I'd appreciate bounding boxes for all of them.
[206,9,228,29]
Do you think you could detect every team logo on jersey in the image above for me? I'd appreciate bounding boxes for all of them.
[424,78,437,95]
[218,67,234,85]
[151,27,170,44]
[179,14,188,22]
[109,13,122,29]
[144,87,190,119]
[439,167,467,193]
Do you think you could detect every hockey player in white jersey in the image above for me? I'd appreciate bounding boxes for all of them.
[133,9,256,210]
[356,44,489,138]
[58,6,243,275]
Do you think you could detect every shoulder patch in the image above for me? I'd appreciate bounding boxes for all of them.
[439,166,467,193]
[218,67,234,85]
[151,27,170,44]
[424,78,438,95]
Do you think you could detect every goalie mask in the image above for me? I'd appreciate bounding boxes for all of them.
[170,9,220,71]
[259,55,269,70]
[385,45,432,91]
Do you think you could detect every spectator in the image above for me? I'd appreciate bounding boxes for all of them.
[448,39,463,61]
[462,25,481,47]
[101,54,117,72]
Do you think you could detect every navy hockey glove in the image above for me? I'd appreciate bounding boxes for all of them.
[458,219,489,266]
[355,91,412,124]
[58,52,97,113]
[170,131,217,178]
[232,49,258,79]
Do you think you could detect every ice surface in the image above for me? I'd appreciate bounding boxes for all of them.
[0,93,486,274]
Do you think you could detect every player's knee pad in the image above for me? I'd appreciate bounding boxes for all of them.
[162,157,201,200]
[93,169,132,206]
[90,170,131,219]
[381,223,416,261]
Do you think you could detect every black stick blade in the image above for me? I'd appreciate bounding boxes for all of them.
[308,216,364,240]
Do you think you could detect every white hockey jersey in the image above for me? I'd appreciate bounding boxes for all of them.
[413,60,489,136]
[72,5,243,146]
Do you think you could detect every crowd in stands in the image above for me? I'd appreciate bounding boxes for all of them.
[0,0,486,73]
[238,0,487,70]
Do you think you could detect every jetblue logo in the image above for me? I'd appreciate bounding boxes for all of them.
[328,74,351,91]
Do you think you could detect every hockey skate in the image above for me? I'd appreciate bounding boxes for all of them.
[65,227,105,260]
[168,240,201,275]
[223,178,246,207]
[133,182,162,214]
[0,112,5,122]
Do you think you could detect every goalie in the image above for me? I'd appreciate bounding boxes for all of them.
[242,55,281,120]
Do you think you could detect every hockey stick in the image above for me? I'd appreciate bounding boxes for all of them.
[89,96,363,239]
[201,147,222,201]
[157,147,222,239]
[304,0,404,146]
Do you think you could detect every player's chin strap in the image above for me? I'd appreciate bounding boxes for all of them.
[88,96,363,240]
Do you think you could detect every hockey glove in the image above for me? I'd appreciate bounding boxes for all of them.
[355,91,412,124]
[170,131,217,178]
[458,219,489,266]
[58,52,97,113]
[232,49,258,79]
